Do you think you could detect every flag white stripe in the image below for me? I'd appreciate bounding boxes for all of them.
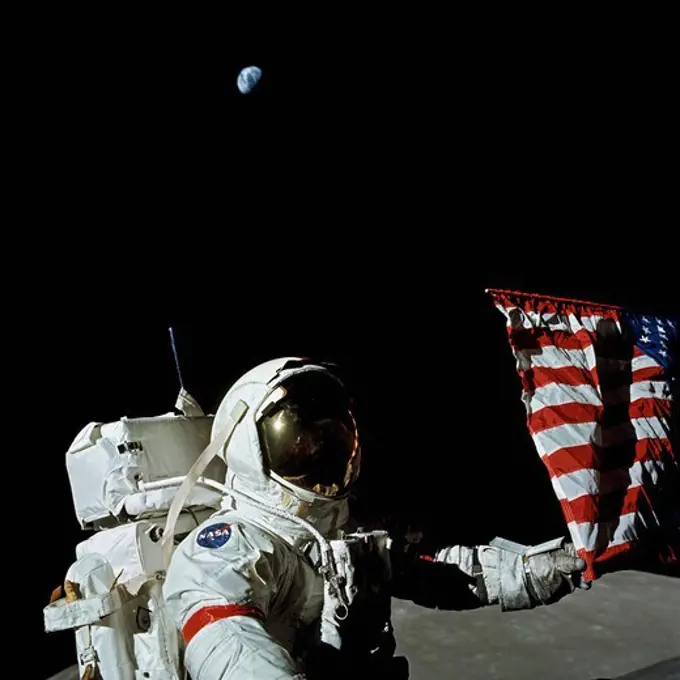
[567,313,611,334]
[513,346,661,375]
[497,305,615,334]
[630,381,672,403]
[568,512,640,552]
[550,458,663,501]
[530,381,670,415]
[530,383,602,413]
[534,416,670,457]
[534,421,598,457]
[517,346,594,371]
[631,415,671,441]
[633,353,662,372]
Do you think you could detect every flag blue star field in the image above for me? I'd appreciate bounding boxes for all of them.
[488,289,679,580]
[623,312,677,373]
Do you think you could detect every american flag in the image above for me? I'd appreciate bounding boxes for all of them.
[487,288,679,581]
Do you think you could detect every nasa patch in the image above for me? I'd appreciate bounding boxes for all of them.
[196,522,232,549]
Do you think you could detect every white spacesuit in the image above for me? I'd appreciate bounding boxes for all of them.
[162,357,589,680]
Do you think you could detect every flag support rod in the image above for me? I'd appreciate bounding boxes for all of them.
[484,287,623,310]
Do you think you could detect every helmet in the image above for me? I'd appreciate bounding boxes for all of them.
[212,357,361,501]
[256,367,360,498]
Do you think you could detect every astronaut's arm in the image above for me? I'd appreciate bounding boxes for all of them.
[163,521,305,680]
[390,536,588,612]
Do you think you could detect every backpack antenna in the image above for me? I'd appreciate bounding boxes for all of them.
[168,326,184,390]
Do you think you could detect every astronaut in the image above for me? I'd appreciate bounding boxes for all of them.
[163,357,588,679]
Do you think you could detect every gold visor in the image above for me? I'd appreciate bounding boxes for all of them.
[257,371,360,497]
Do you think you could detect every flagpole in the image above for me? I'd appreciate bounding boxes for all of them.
[484,287,623,310]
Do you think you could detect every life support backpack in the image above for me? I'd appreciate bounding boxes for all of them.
[43,389,226,680]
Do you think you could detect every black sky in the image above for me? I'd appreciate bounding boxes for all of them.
[13,14,677,677]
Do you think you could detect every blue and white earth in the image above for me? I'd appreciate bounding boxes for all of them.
[237,66,262,94]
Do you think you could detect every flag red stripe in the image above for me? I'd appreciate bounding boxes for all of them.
[544,437,670,478]
[578,537,679,582]
[526,357,665,390]
[489,289,623,311]
[529,403,600,434]
[632,365,667,382]
[526,366,596,390]
[561,485,646,525]
[578,542,636,581]
[512,330,596,353]
[529,398,672,435]
[629,397,672,420]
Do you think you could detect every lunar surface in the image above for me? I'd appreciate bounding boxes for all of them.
[46,571,680,679]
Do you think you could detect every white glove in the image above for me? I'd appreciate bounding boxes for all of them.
[482,536,590,611]
[523,540,590,604]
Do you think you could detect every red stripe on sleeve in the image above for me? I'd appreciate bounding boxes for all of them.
[183,604,265,644]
